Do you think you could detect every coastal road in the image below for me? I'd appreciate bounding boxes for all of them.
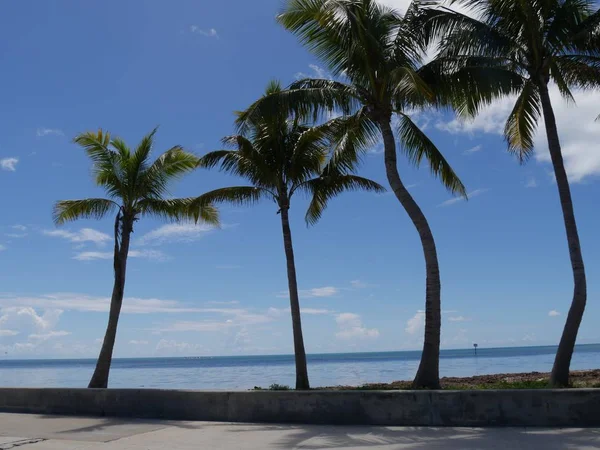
[0,413,599,449]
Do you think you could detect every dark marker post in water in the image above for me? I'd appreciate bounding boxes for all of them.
[474,343,478,356]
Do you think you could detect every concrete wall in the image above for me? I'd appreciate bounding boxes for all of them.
[1,388,599,426]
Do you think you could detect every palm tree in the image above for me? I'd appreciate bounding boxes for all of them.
[420,0,600,387]
[253,0,467,388]
[197,81,385,390]
[54,128,219,388]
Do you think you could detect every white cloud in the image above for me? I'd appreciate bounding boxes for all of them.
[439,188,489,207]
[189,26,218,38]
[278,286,339,299]
[350,280,368,289]
[155,339,204,354]
[138,223,216,245]
[448,316,470,322]
[335,313,379,340]
[268,307,333,316]
[526,178,538,188]
[435,86,600,183]
[464,145,482,155]
[28,330,71,341]
[296,64,331,80]
[129,340,149,345]
[0,158,18,171]
[206,301,240,305]
[73,249,168,262]
[548,310,561,317]
[0,329,19,337]
[44,228,111,247]
[12,225,27,231]
[405,311,425,335]
[0,307,62,332]
[0,293,232,315]
[36,128,64,137]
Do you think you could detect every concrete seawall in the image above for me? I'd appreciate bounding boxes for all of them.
[1,388,599,426]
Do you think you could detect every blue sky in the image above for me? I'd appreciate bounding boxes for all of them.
[1,0,599,359]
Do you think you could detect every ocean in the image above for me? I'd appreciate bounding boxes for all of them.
[1,344,599,389]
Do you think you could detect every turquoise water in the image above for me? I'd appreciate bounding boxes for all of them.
[1,344,599,389]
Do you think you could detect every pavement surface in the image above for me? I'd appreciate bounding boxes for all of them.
[0,413,599,449]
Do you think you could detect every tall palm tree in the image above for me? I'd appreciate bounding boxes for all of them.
[54,128,219,388]
[252,0,467,388]
[197,81,385,390]
[420,0,600,387]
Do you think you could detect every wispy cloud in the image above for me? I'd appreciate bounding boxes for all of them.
[0,293,215,315]
[138,223,217,245]
[190,25,218,38]
[0,158,18,171]
[439,189,489,207]
[335,313,379,340]
[0,329,19,337]
[548,310,561,317]
[277,286,339,299]
[448,316,470,322]
[28,330,71,341]
[463,145,482,155]
[129,340,149,345]
[43,228,111,247]
[350,280,368,289]
[36,128,64,137]
[405,311,425,335]
[0,245,6,252]
[268,307,333,316]
[6,224,27,238]
[526,178,538,188]
[73,249,168,262]
[295,64,330,80]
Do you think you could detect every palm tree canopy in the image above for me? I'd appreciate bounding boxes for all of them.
[236,0,466,197]
[54,128,219,226]
[418,0,600,159]
[199,81,385,224]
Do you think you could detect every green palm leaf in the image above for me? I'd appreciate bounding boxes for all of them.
[53,198,119,225]
[302,174,386,225]
[396,113,467,197]
[504,81,541,160]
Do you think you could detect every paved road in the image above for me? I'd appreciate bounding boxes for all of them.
[0,413,599,449]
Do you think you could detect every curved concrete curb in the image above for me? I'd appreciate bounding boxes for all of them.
[1,388,599,426]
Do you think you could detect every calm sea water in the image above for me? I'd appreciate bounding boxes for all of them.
[1,344,599,389]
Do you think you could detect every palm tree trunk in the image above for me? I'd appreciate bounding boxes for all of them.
[378,116,441,389]
[279,205,310,390]
[88,212,132,389]
[538,83,587,388]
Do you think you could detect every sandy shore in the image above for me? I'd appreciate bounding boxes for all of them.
[322,369,600,390]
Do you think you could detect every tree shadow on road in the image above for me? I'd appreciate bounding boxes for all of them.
[226,424,600,449]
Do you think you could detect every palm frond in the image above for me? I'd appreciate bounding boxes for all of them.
[53,198,119,225]
[504,81,541,161]
[318,108,379,173]
[73,130,124,198]
[553,54,600,90]
[236,79,359,133]
[130,127,159,184]
[302,174,385,226]
[396,113,467,196]
[191,186,273,207]
[137,197,220,225]
[140,147,199,199]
